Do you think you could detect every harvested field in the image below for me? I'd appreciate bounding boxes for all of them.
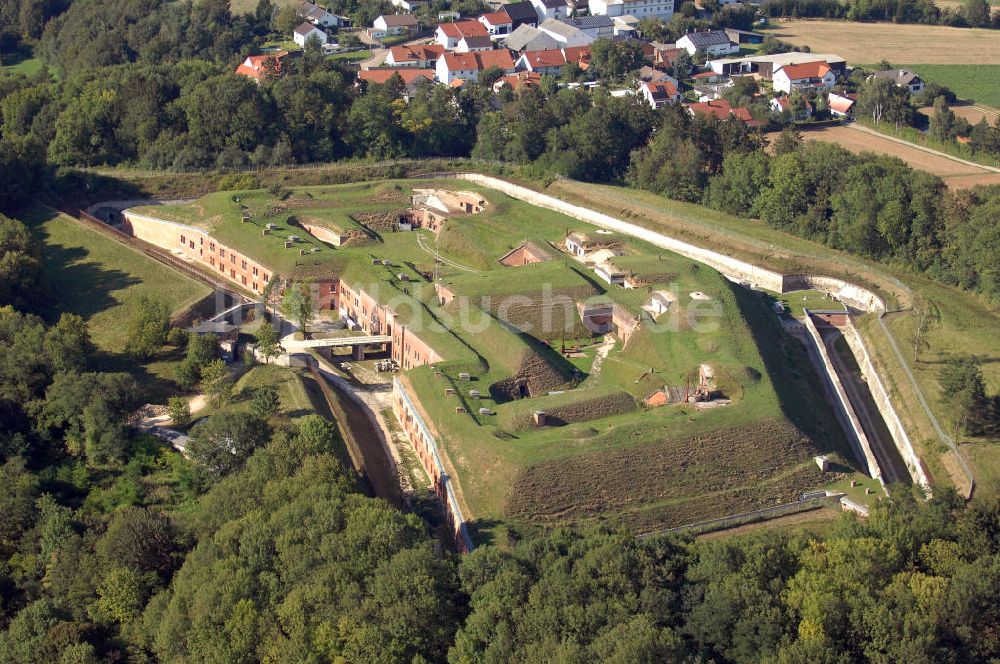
[800,124,1000,189]
[920,103,1000,127]
[505,418,828,531]
[766,20,1000,64]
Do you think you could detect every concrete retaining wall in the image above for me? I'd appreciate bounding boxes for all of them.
[392,377,474,553]
[456,174,887,313]
[841,317,931,491]
[802,315,886,488]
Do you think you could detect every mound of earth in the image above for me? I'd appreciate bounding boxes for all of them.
[504,418,827,529]
[490,347,575,402]
[505,391,637,430]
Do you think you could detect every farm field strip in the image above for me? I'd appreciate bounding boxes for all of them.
[799,124,1000,189]
[766,20,1000,64]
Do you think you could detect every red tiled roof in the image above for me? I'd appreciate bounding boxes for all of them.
[688,99,733,120]
[494,71,542,91]
[480,10,512,25]
[523,48,567,68]
[442,49,515,71]
[827,93,855,114]
[562,45,591,66]
[359,68,435,84]
[777,61,831,80]
[235,52,288,81]
[438,19,489,38]
[731,107,754,122]
[643,81,677,101]
[691,70,718,79]
[522,46,590,70]
[389,44,445,63]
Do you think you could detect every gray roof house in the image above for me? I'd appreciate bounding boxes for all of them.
[870,68,925,94]
[505,23,559,51]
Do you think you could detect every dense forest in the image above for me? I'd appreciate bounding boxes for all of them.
[3,3,1000,661]
[2,258,1000,661]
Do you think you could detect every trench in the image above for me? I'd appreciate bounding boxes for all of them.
[818,325,912,486]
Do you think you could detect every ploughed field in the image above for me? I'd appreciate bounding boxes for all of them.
[799,124,1000,189]
[143,180,850,541]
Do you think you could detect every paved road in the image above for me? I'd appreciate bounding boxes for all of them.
[820,326,912,486]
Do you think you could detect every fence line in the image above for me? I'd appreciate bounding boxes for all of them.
[876,313,976,496]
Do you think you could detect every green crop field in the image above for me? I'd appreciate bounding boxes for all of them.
[23,207,210,351]
[900,65,1000,108]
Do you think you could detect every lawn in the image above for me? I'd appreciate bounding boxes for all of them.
[22,207,211,351]
[899,65,1000,108]
[328,49,373,64]
[546,179,1000,503]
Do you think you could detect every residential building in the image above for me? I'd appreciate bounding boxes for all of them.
[640,80,679,108]
[589,0,674,20]
[515,45,590,74]
[707,52,847,78]
[676,30,738,56]
[504,24,558,52]
[435,49,516,84]
[869,68,925,94]
[502,1,540,28]
[385,43,445,67]
[653,45,686,69]
[538,18,594,47]
[390,0,427,11]
[531,0,570,21]
[299,2,341,28]
[371,14,417,38]
[772,60,836,94]
[359,68,435,98]
[687,99,762,127]
[827,92,856,117]
[638,66,677,85]
[612,15,640,37]
[558,15,615,39]
[293,22,328,47]
[770,95,813,119]
[479,10,514,36]
[235,52,288,83]
[493,70,543,92]
[436,19,490,49]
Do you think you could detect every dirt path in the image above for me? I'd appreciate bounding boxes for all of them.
[416,232,482,273]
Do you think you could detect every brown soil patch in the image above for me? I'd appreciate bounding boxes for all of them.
[505,418,828,532]
[768,20,1000,64]
[941,450,974,499]
[919,103,1000,127]
[800,124,1000,189]
[351,209,405,231]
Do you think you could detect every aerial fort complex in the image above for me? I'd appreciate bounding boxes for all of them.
[120,176,925,548]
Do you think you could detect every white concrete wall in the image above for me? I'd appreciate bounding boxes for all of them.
[803,315,886,489]
[458,175,887,313]
[841,317,932,492]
